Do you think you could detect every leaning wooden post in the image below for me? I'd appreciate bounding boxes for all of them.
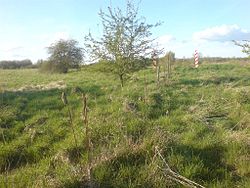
[152,50,160,84]
[143,59,148,104]
[157,58,160,84]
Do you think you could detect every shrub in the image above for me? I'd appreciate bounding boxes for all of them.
[39,60,68,73]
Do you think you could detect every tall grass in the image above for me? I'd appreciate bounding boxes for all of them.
[0,60,249,187]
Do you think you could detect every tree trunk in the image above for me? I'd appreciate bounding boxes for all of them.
[163,59,166,83]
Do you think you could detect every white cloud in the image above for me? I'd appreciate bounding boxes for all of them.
[156,31,247,58]
[156,34,176,44]
[0,31,73,62]
[38,31,70,45]
[154,34,176,54]
[0,42,23,52]
[193,24,250,42]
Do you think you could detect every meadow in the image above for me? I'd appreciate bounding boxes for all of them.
[0,60,250,187]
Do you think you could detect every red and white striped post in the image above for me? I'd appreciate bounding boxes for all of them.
[194,50,199,68]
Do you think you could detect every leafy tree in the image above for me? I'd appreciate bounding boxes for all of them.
[84,0,160,87]
[46,39,84,73]
[233,40,250,57]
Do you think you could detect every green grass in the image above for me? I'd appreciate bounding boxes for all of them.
[0,61,250,187]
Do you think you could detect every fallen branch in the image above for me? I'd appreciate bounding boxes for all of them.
[155,146,205,188]
[230,112,249,131]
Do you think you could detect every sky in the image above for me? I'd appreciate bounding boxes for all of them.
[0,0,250,63]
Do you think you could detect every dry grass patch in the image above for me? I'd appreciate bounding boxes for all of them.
[7,81,66,92]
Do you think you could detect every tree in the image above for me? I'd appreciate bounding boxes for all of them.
[163,51,175,80]
[47,39,84,73]
[233,40,250,57]
[84,1,160,87]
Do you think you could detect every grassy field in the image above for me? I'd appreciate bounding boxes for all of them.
[0,60,250,187]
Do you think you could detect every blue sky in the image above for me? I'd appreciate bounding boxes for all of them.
[0,0,250,62]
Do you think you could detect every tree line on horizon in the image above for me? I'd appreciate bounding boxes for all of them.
[0,59,33,69]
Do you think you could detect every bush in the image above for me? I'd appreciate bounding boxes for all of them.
[39,61,68,74]
[87,58,150,74]
[87,60,115,73]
